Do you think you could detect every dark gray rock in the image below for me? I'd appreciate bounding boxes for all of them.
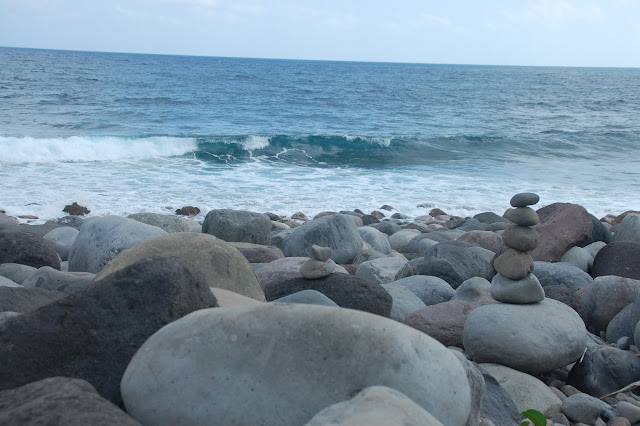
[416,241,495,289]
[202,209,272,245]
[389,275,456,306]
[272,289,338,307]
[0,377,140,425]
[0,286,67,313]
[578,214,612,247]
[612,213,640,242]
[501,225,539,252]
[357,226,392,254]
[0,230,61,270]
[490,273,544,304]
[21,266,95,294]
[591,242,640,280]
[371,221,402,236]
[474,211,508,225]
[263,273,392,317]
[505,207,539,226]
[281,214,363,264]
[0,256,218,406]
[127,212,190,233]
[533,261,593,292]
[478,367,521,426]
[452,218,484,232]
[55,215,85,229]
[510,192,540,207]
[360,214,380,225]
[606,303,634,343]
[43,226,79,261]
[561,392,608,424]
[543,285,588,323]
[567,345,640,398]
[405,233,440,254]
[579,275,640,333]
[451,352,485,426]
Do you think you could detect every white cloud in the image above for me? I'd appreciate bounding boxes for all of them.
[421,13,451,27]
[527,0,602,22]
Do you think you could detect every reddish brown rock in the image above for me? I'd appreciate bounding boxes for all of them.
[175,206,200,216]
[63,202,90,216]
[291,212,308,221]
[457,230,503,253]
[531,203,593,262]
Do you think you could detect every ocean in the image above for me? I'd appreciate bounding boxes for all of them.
[1,46,639,223]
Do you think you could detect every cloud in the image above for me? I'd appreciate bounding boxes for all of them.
[420,13,451,27]
[527,0,602,22]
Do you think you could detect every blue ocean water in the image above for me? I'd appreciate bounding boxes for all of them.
[1,46,639,222]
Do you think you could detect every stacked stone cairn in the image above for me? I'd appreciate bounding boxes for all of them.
[491,192,545,303]
[299,245,336,279]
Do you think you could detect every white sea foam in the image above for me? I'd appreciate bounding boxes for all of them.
[0,136,197,163]
[344,135,393,147]
[240,135,270,151]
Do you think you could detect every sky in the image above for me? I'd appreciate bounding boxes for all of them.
[1,0,639,67]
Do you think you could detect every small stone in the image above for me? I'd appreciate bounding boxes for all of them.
[291,212,308,221]
[311,245,332,261]
[300,259,336,279]
[175,206,200,216]
[502,225,540,252]
[510,193,540,208]
[561,393,606,425]
[429,208,446,216]
[380,205,395,211]
[493,248,534,280]
[63,202,90,216]
[505,207,540,227]
[617,401,640,423]
[490,273,545,304]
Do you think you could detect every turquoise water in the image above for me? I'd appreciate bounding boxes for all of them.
[1,47,639,221]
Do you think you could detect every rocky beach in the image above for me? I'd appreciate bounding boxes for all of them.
[1,194,640,425]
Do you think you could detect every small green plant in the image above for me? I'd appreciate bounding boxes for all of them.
[521,409,546,426]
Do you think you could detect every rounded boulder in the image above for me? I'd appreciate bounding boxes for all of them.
[0,230,61,271]
[202,209,272,245]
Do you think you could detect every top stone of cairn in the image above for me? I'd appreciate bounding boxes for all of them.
[510,192,540,208]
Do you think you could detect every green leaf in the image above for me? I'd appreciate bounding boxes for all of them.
[521,409,547,426]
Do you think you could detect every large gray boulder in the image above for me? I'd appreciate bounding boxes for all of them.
[42,226,79,261]
[305,386,444,426]
[533,261,593,292]
[416,241,495,289]
[202,209,272,245]
[127,212,191,233]
[0,230,61,270]
[559,246,593,273]
[0,257,218,406]
[94,232,265,301]
[121,304,472,426]
[612,213,640,242]
[463,299,587,375]
[390,275,456,306]
[21,266,95,294]
[68,216,167,273]
[281,214,363,264]
[0,377,140,425]
[579,275,640,333]
[381,283,427,322]
[355,256,413,285]
[357,226,392,254]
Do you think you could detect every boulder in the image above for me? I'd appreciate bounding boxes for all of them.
[533,261,593,292]
[463,299,587,375]
[127,212,190,233]
[605,303,634,343]
[389,275,456,306]
[457,231,503,253]
[0,377,140,425]
[388,229,422,253]
[21,266,95,294]
[561,392,608,425]
[175,206,200,216]
[68,216,167,273]
[352,248,386,265]
[416,241,495,289]
[0,263,37,284]
[355,256,413,285]
[227,242,284,263]
[0,286,67,313]
[474,211,508,225]
[591,242,640,280]
[0,230,61,270]
[42,226,79,261]
[405,300,490,348]
[531,203,593,262]
[372,221,401,236]
[543,285,588,323]
[281,214,363,264]
[452,277,493,302]
[272,289,338,307]
[94,232,265,301]
[478,368,521,426]
[121,304,472,426]
[357,226,392,254]
[480,363,562,414]
[0,256,218,406]
[0,212,19,229]
[255,257,347,289]
[263,273,392,317]
[583,241,607,259]
[578,214,612,247]
[381,283,427,322]
[202,209,272,245]
[405,234,440,254]
[612,213,640,242]
[304,386,443,426]
[567,345,640,398]
[559,246,593,273]
[579,275,640,333]
[451,218,484,232]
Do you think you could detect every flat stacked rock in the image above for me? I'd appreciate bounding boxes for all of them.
[299,245,336,279]
[492,192,544,303]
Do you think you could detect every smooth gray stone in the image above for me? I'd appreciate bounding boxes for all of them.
[478,367,521,426]
[127,212,190,233]
[452,277,493,303]
[416,241,495,289]
[510,192,540,208]
[578,214,612,247]
[353,248,386,265]
[121,304,472,426]
[451,218,484,232]
[299,259,336,279]
[501,225,539,252]
[474,211,508,224]
[0,276,21,287]
[613,213,640,242]
[561,393,607,424]
[273,290,338,307]
[0,263,38,285]
[310,245,332,261]
[202,209,272,245]
[21,266,95,294]
[388,229,422,253]
[304,386,444,426]
[371,221,402,236]
[464,299,587,375]
[42,226,79,261]
[357,226,392,254]
[493,248,534,280]
[281,214,364,264]
[616,336,631,350]
[389,275,456,306]
[270,228,294,248]
[559,246,593,273]
[356,256,413,285]
[533,261,593,292]
[490,273,544,304]
[567,345,640,397]
[381,283,427,322]
[451,351,485,426]
[68,216,167,273]
[505,207,539,226]
[605,303,634,343]
[617,401,640,424]
[405,233,439,254]
[579,275,640,333]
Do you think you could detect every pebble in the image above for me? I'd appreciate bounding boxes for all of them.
[490,273,545,304]
[299,258,336,279]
